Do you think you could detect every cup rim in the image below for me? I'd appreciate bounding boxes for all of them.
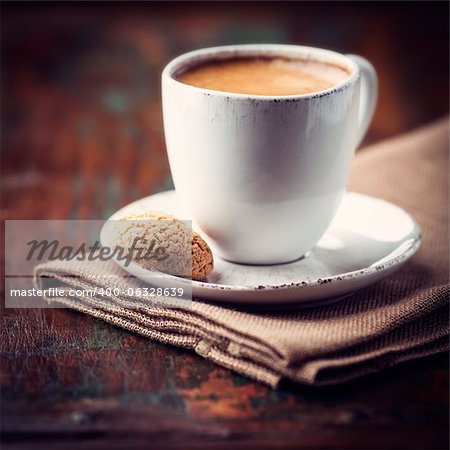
[162,43,360,100]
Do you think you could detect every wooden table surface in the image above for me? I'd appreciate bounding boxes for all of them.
[1,2,449,449]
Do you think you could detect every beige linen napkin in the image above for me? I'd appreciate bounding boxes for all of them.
[35,118,449,387]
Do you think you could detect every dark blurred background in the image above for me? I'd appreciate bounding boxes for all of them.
[1,1,449,220]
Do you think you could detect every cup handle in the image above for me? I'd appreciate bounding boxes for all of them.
[346,54,378,147]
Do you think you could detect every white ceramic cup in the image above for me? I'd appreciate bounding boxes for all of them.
[162,44,377,264]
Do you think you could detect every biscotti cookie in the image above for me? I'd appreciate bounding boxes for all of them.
[112,210,213,281]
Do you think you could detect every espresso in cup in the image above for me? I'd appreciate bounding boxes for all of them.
[163,45,377,263]
[175,57,351,96]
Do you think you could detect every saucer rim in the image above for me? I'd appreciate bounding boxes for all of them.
[191,235,421,292]
[102,190,422,294]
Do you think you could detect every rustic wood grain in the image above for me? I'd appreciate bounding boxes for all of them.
[1,2,449,449]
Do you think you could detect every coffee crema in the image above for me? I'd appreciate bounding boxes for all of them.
[175,57,351,96]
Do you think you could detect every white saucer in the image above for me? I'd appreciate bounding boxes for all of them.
[103,190,421,306]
